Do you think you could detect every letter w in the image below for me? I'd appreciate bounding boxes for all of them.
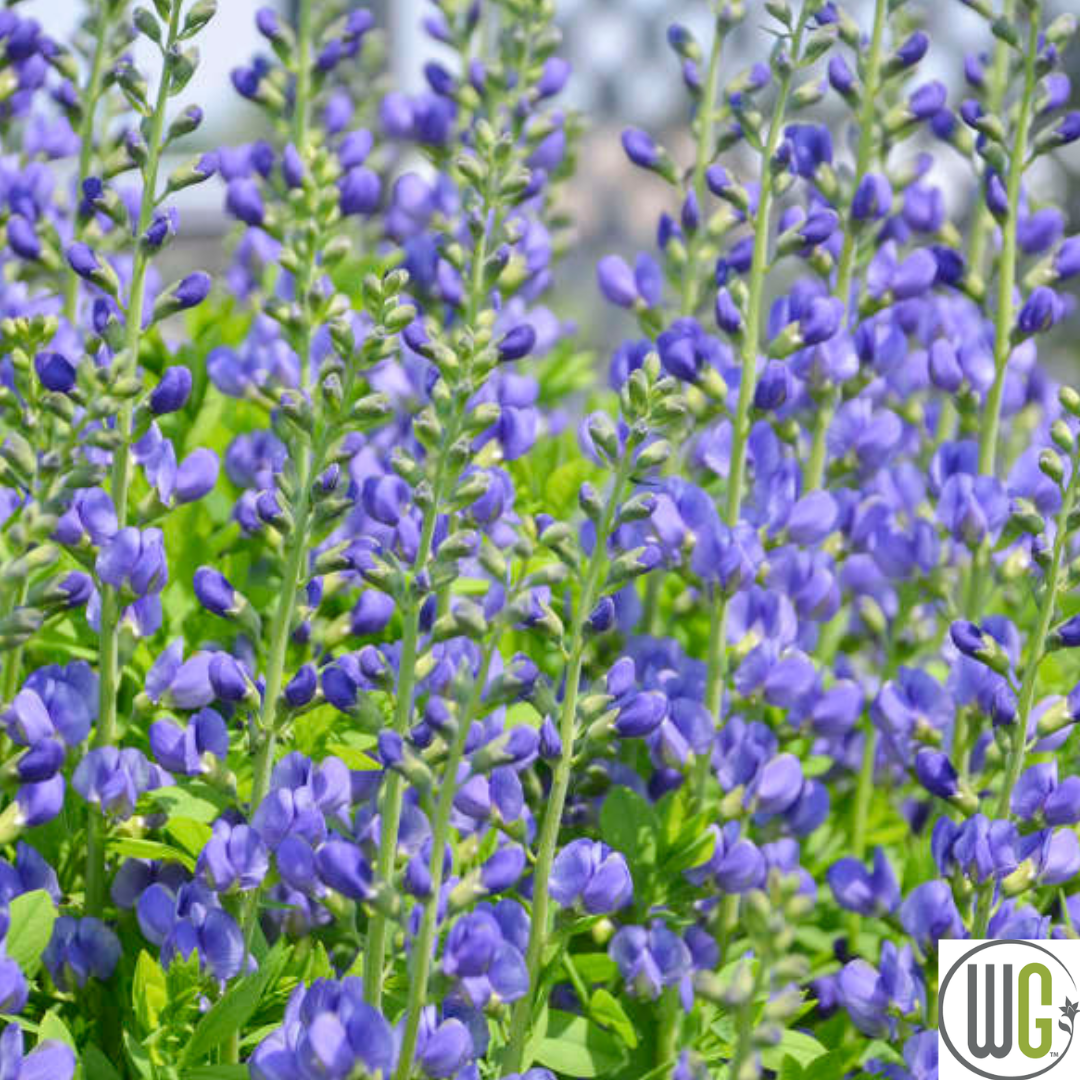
[968,964,1013,1059]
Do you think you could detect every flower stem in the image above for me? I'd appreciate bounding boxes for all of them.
[1,580,29,703]
[845,714,878,948]
[63,2,114,323]
[237,0,317,961]
[393,641,498,1080]
[679,21,725,316]
[966,0,1017,280]
[502,452,635,1073]
[972,440,1079,938]
[367,154,496,1008]
[728,956,767,1080]
[965,5,1039,619]
[699,5,809,800]
[87,0,182,918]
[977,5,1039,481]
[804,0,888,493]
[655,985,681,1077]
[364,403,463,1004]
[292,0,312,151]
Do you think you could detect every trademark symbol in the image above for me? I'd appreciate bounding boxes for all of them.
[1052,1052,1060,1057]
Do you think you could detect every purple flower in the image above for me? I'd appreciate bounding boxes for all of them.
[442,903,529,1007]
[914,749,959,800]
[339,167,381,215]
[43,916,120,990]
[34,352,76,393]
[197,819,269,892]
[315,838,374,900]
[175,448,219,503]
[894,31,929,67]
[6,215,39,260]
[1018,286,1064,334]
[621,127,660,169]
[226,177,264,225]
[149,708,228,775]
[149,366,193,415]
[497,325,536,362]
[194,566,237,617]
[827,849,900,917]
[899,880,965,952]
[73,746,171,820]
[852,174,892,220]
[250,979,396,1080]
[65,241,101,279]
[0,1025,75,1080]
[610,923,691,1000]
[95,527,168,595]
[549,838,633,913]
[597,255,639,307]
[174,271,211,309]
[137,881,246,980]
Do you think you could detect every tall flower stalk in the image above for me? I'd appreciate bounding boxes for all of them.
[87,0,192,917]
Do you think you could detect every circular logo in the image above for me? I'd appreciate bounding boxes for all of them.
[939,940,1077,1080]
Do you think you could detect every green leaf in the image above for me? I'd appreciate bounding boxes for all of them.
[533,1011,626,1078]
[165,816,213,859]
[181,939,288,1065]
[83,1044,124,1080]
[778,1055,804,1080]
[37,1010,75,1047]
[661,825,717,874]
[181,1069,249,1080]
[589,988,638,1049]
[761,1030,829,1072]
[109,837,195,872]
[326,742,379,771]
[134,950,167,1033]
[123,1030,153,1080]
[152,783,230,823]
[573,953,619,983]
[804,1050,849,1080]
[860,1040,905,1066]
[544,458,600,517]
[6,890,57,977]
[599,787,658,866]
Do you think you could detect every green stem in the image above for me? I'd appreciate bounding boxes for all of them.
[972,443,1079,938]
[64,2,114,322]
[393,642,498,1080]
[367,147,495,1007]
[698,6,809,799]
[655,985,681,1077]
[965,5,1039,619]
[292,0,312,150]
[729,958,767,1080]
[845,716,877,948]
[235,0,318,979]
[679,22,725,316]
[804,0,887,493]
[966,0,1017,280]
[502,452,635,1073]
[87,0,182,918]
[1,579,29,703]
[977,6,1039,480]
[364,416,460,1006]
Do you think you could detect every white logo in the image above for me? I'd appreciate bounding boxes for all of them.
[938,940,1080,1080]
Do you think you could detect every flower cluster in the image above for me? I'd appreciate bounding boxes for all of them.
[0,0,1077,1078]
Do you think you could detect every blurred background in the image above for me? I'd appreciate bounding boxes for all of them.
[26,0,1080,352]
